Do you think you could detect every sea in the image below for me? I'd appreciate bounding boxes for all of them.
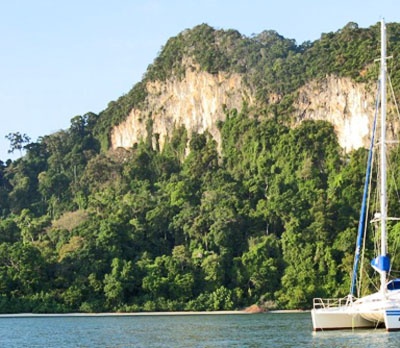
[1,312,400,347]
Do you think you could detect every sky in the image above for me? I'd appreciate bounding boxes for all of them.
[0,0,399,161]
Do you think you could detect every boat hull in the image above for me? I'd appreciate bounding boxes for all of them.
[311,308,375,331]
[361,309,400,331]
[384,309,400,331]
[312,306,400,331]
[355,290,400,330]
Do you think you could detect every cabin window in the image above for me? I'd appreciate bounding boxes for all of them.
[387,279,400,290]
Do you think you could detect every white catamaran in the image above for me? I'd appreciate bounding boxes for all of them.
[311,19,400,331]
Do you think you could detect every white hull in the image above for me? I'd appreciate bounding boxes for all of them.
[384,309,400,331]
[312,291,400,331]
[311,308,375,331]
[312,308,400,331]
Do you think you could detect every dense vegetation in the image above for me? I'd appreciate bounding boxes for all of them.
[1,21,400,313]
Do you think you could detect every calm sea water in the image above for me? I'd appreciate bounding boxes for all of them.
[0,312,400,347]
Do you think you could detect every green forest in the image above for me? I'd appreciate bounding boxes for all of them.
[1,21,400,313]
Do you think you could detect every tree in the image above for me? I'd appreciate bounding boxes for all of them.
[0,242,49,297]
[5,132,31,156]
[103,258,135,309]
[239,235,282,302]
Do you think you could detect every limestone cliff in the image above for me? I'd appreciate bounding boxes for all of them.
[111,67,253,153]
[105,21,400,155]
[110,70,378,153]
[293,76,375,152]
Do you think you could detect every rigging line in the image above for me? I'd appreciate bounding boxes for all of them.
[359,80,380,297]
[364,84,383,292]
[360,137,377,296]
[387,72,400,278]
[388,166,400,278]
[363,255,380,293]
[388,73,400,121]
[389,149,400,205]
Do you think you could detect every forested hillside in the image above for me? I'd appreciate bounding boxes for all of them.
[1,21,400,312]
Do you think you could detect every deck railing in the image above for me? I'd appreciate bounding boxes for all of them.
[313,296,354,309]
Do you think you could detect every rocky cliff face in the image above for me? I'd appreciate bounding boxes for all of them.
[293,76,374,152]
[110,71,378,153]
[111,67,253,153]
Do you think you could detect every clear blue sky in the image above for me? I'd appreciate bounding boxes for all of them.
[0,0,399,161]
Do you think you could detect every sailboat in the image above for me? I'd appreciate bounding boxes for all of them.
[311,19,400,331]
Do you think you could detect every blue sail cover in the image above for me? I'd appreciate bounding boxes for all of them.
[371,255,390,273]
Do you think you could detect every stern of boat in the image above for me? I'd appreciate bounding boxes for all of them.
[311,297,375,331]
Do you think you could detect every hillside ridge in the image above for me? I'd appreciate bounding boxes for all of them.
[94,21,400,154]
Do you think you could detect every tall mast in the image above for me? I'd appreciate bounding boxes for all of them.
[380,18,388,293]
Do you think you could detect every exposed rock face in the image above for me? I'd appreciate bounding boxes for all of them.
[111,68,253,152]
[110,72,379,153]
[293,76,375,152]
